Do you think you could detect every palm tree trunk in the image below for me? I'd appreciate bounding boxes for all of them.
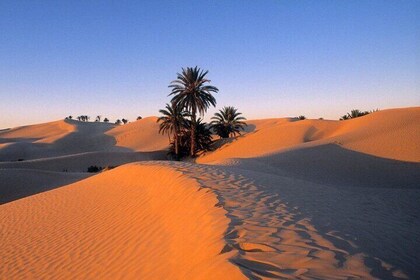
[190,109,196,156]
[174,132,179,159]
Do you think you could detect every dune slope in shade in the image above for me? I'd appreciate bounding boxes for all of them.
[0,163,244,280]
[0,169,90,204]
[0,151,166,172]
[164,162,380,279]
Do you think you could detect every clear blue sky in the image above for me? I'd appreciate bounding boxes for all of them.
[1,0,419,128]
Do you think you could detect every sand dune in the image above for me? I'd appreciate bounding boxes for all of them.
[0,120,116,161]
[332,107,420,162]
[1,106,419,279]
[0,120,76,143]
[0,117,168,162]
[106,117,169,152]
[199,107,420,164]
[0,163,244,279]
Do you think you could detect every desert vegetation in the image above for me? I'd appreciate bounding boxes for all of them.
[158,103,189,157]
[340,109,379,120]
[87,165,116,173]
[158,67,246,159]
[158,67,217,159]
[77,115,90,122]
[211,106,247,138]
[64,116,132,124]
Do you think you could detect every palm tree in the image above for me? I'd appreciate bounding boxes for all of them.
[122,118,128,124]
[340,109,371,120]
[115,119,122,125]
[96,115,101,122]
[103,118,109,123]
[157,103,188,158]
[211,106,247,138]
[169,66,218,156]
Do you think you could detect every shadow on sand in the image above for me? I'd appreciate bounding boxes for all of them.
[228,144,420,278]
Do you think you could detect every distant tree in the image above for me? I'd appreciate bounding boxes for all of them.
[78,115,89,122]
[137,116,142,120]
[69,115,73,119]
[318,117,324,120]
[95,115,101,122]
[115,119,122,125]
[122,118,128,124]
[169,66,218,156]
[210,106,247,138]
[87,165,102,173]
[297,115,306,120]
[103,118,109,123]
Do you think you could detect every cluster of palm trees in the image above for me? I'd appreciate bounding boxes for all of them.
[114,118,128,125]
[158,67,247,159]
[66,115,133,125]
[340,109,378,120]
[77,115,90,122]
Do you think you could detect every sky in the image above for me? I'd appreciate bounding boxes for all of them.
[0,0,419,128]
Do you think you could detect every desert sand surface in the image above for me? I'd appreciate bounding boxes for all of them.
[1,107,419,279]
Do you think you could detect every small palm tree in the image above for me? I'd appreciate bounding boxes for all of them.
[137,116,142,120]
[169,66,218,156]
[211,106,247,138]
[157,103,188,158]
[95,115,101,122]
[103,118,109,123]
[122,118,128,124]
[115,119,122,125]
